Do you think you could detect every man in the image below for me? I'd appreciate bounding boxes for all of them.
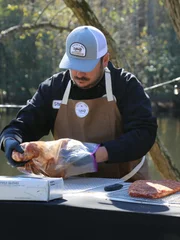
[0,25,157,181]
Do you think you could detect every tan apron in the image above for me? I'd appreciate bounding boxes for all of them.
[53,68,149,181]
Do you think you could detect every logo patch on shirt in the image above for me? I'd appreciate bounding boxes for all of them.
[52,100,62,109]
[70,43,86,57]
[75,102,89,118]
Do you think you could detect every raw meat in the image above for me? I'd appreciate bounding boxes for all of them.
[128,179,180,199]
[12,138,99,178]
[12,140,66,177]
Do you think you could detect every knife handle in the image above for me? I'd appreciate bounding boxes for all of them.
[104,183,123,192]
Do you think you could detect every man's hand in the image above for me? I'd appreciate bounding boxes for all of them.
[4,138,29,167]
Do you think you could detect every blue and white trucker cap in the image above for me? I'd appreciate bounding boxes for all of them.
[59,26,108,72]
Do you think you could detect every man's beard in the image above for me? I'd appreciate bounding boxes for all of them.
[74,76,90,82]
[71,66,104,89]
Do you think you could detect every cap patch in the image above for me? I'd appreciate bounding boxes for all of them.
[70,43,86,57]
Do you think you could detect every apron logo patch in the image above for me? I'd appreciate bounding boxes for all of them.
[52,100,62,109]
[75,102,89,118]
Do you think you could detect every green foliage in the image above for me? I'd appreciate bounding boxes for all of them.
[0,0,179,104]
[0,1,66,104]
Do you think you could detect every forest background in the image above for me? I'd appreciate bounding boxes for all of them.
[0,0,180,105]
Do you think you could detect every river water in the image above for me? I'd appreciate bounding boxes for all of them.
[0,108,179,180]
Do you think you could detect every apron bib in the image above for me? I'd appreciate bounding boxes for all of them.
[53,68,149,181]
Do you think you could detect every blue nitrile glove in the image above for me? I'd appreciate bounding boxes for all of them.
[4,138,29,167]
[59,140,100,177]
[60,142,98,166]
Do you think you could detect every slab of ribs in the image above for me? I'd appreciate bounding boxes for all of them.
[128,179,180,199]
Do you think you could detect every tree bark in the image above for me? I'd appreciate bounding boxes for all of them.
[149,133,180,180]
[165,0,180,40]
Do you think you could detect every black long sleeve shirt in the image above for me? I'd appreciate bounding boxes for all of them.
[0,61,158,163]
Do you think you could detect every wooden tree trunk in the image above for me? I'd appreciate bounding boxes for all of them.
[165,0,180,40]
[149,134,180,180]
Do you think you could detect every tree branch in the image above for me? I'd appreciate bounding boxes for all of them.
[34,0,55,24]
[50,6,67,23]
[0,22,71,41]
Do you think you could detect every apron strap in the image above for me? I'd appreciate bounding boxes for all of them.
[105,67,114,102]
[120,156,146,182]
[62,80,71,105]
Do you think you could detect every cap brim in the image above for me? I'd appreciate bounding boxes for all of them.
[59,53,100,72]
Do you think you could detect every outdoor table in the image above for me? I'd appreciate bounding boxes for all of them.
[0,193,180,240]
